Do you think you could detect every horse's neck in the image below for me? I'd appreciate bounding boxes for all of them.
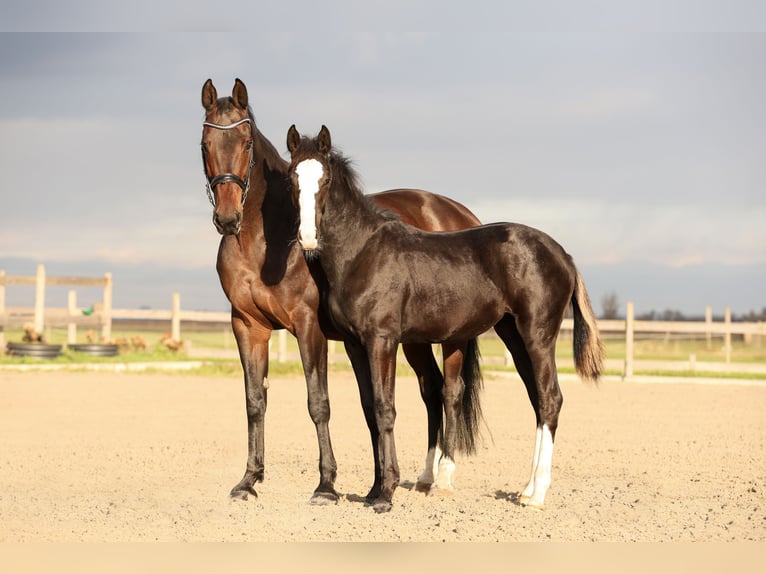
[242,131,290,228]
[254,129,288,175]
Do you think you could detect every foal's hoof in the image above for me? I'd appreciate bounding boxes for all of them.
[310,490,340,506]
[518,496,545,511]
[428,486,455,498]
[229,486,258,501]
[364,488,382,506]
[372,499,393,514]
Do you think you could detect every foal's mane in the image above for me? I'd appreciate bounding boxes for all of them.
[327,148,398,222]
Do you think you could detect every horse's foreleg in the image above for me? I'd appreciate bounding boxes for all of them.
[344,338,381,503]
[230,319,270,501]
[366,336,400,513]
[295,320,339,504]
[401,343,444,494]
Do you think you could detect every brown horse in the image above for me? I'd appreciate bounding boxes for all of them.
[287,125,604,513]
[201,79,484,503]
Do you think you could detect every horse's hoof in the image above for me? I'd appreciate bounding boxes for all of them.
[414,481,432,494]
[372,500,393,514]
[230,486,257,501]
[310,490,340,506]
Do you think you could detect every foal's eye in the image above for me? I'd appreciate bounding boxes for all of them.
[245,139,253,150]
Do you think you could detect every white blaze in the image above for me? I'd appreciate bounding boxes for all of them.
[294,159,324,250]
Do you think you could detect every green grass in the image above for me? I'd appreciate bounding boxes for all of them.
[2,325,764,379]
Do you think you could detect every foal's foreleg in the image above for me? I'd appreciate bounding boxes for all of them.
[401,343,444,493]
[496,316,562,509]
[295,319,339,504]
[229,320,270,500]
[366,336,400,513]
[344,339,382,503]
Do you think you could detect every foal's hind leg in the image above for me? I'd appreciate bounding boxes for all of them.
[402,343,444,494]
[495,315,563,510]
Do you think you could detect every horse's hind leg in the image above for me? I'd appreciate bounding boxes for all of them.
[494,314,562,510]
[430,342,467,495]
[295,317,339,504]
[402,343,444,494]
[229,318,270,501]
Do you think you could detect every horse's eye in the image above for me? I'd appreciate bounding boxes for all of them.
[245,139,253,150]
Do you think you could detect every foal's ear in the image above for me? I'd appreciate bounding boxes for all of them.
[286,124,301,155]
[201,79,217,111]
[232,78,248,110]
[318,125,332,154]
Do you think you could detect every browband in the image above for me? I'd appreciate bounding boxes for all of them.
[202,118,252,130]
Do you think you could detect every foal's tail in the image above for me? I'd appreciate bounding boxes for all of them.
[454,338,485,455]
[571,269,605,383]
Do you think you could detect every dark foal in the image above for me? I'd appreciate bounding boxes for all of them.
[287,125,604,512]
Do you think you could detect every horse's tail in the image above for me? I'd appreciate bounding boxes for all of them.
[571,268,604,383]
[454,337,485,455]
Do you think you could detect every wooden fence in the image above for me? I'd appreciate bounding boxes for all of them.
[2,264,764,377]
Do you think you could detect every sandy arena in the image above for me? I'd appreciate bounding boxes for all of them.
[0,368,764,543]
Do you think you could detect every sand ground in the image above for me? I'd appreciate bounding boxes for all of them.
[0,368,764,543]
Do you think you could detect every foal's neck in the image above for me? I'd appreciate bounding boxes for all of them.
[319,156,389,277]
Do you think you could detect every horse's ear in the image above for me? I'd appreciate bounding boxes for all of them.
[318,125,332,154]
[232,78,248,110]
[202,79,217,112]
[287,124,301,155]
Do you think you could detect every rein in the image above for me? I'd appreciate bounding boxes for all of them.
[201,118,255,207]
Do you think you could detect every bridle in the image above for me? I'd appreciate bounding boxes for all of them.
[201,117,255,207]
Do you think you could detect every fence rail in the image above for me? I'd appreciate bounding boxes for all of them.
[2,264,764,377]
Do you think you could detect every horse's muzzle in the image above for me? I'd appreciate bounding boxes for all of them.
[213,210,242,235]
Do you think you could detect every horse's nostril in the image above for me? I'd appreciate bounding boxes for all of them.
[213,211,242,235]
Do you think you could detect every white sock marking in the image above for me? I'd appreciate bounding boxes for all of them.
[521,424,554,508]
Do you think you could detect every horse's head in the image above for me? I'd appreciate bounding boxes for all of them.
[201,78,255,235]
[286,124,333,254]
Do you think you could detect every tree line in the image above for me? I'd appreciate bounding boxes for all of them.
[599,292,766,322]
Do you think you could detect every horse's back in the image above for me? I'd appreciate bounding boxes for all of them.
[370,188,481,231]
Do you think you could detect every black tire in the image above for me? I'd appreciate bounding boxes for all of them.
[6,342,63,358]
[68,344,120,357]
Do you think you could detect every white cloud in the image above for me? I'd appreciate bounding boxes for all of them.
[469,197,766,267]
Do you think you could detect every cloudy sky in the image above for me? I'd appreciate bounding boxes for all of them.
[1,1,764,315]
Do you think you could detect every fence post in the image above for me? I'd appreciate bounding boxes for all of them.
[67,290,78,344]
[0,270,5,349]
[277,329,287,362]
[705,305,712,350]
[724,307,731,364]
[101,272,113,341]
[34,263,46,335]
[171,292,181,342]
[624,301,634,379]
